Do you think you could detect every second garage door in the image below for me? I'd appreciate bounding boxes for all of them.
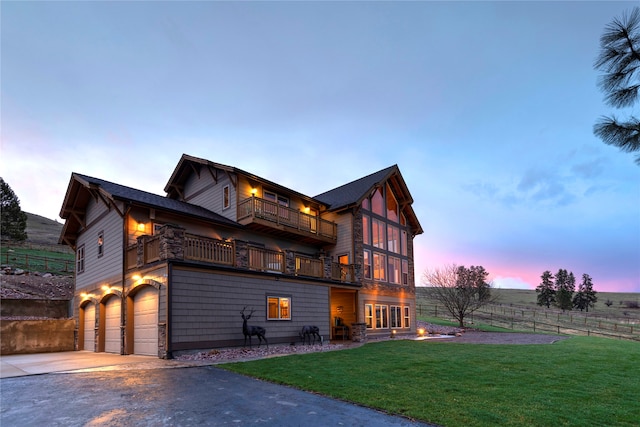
[133,286,158,356]
[104,296,121,353]
[83,303,95,352]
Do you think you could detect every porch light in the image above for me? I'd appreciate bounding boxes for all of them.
[101,285,110,292]
[250,188,257,195]
[137,222,146,232]
[132,274,142,282]
[303,206,310,214]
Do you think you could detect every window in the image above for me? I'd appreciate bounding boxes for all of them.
[391,306,402,328]
[387,225,399,253]
[365,304,373,328]
[375,304,389,329]
[401,230,407,256]
[97,231,104,258]
[363,250,371,279]
[264,191,289,219]
[362,197,370,211]
[404,306,411,328]
[77,245,85,274]
[373,252,386,281]
[388,256,401,284]
[386,184,399,222]
[402,259,409,285]
[153,223,164,235]
[372,219,385,249]
[371,187,384,216]
[362,215,370,245]
[267,296,290,320]
[223,185,230,209]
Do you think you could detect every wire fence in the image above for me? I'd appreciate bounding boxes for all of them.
[1,252,75,274]
[416,302,640,342]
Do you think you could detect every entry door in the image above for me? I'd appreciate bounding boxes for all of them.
[133,287,158,356]
[104,297,121,353]
[83,303,95,351]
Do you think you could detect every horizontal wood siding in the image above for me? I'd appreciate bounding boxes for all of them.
[76,203,123,291]
[183,167,237,223]
[170,268,329,350]
[329,212,353,261]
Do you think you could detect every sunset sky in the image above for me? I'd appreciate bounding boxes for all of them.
[2,1,639,292]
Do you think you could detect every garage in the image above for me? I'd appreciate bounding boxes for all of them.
[133,286,158,356]
[104,296,121,353]
[83,303,95,351]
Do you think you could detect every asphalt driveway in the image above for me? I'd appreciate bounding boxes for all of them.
[0,352,433,426]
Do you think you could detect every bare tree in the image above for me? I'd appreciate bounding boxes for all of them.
[421,264,498,327]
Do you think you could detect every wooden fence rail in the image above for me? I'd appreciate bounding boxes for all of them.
[1,252,74,274]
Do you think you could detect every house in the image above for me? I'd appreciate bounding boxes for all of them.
[58,154,423,358]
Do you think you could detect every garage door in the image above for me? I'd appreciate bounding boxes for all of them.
[104,296,121,353]
[83,303,95,351]
[133,286,158,356]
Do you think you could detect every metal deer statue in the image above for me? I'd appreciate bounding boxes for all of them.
[299,325,322,345]
[240,307,268,348]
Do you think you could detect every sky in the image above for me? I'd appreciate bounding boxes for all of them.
[1,1,639,293]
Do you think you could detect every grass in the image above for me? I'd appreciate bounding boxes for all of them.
[221,337,640,426]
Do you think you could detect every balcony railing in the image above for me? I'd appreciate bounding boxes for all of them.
[185,234,234,265]
[238,197,337,241]
[248,246,284,273]
[126,226,357,284]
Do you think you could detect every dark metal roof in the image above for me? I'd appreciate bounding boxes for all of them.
[314,165,398,210]
[72,173,240,228]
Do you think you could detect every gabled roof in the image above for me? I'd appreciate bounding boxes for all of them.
[59,173,239,246]
[315,165,423,235]
[314,165,399,210]
[164,154,325,208]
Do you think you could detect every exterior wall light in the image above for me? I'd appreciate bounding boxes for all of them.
[137,222,146,232]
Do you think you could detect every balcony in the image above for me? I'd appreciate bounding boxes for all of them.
[126,226,357,285]
[237,197,337,244]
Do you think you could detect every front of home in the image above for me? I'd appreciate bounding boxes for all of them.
[59,154,423,358]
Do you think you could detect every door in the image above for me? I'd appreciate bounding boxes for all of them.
[133,286,158,356]
[83,303,95,351]
[104,296,121,353]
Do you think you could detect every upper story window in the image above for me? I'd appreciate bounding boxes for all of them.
[371,187,384,216]
[362,197,370,210]
[387,225,399,254]
[386,184,399,222]
[97,231,104,258]
[223,185,230,209]
[77,245,85,274]
[372,218,385,249]
[362,215,370,245]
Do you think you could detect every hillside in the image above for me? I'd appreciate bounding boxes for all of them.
[24,212,66,247]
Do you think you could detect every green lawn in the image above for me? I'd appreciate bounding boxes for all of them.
[221,337,640,426]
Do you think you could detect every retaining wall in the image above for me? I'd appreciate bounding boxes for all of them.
[1,319,75,355]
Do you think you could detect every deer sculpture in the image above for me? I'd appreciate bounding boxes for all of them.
[299,325,322,345]
[241,307,268,349]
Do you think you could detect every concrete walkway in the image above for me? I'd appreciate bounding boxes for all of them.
[0,351,197,378]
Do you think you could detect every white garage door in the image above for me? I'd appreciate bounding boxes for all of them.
[133,286,158,356]
[83,303,95,351]
[104,296,121,353]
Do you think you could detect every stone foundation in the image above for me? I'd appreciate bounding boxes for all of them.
[351,322,367,343]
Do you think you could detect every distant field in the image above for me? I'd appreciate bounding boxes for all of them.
[417,287,640,341]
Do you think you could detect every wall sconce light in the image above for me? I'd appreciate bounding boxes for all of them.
[132,274,142,282]
[137,222,146,232]
[250,188,257,195]
[303,206,310,214]
[337,305,344,314]
[101,285,110,292]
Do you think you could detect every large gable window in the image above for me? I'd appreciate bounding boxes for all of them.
[372,218,385,249]
[371,187,384,216]
[386,184,399,222]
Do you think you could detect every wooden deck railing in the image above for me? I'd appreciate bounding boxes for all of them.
[184,234,234,265]
[144,236,160,264]
[296,257,323,278]
[248,247,284,273]
[238,197,337,241]
[331,263,355,282]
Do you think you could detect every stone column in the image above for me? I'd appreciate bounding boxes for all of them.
[351,322,367,343]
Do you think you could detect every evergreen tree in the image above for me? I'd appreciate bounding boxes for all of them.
[536,270,556,308]
[0,178,28,241]
[573,274,598,312]
[555,269,574,312]
[594,6,640,165]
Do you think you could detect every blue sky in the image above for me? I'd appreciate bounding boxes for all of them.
[2,1,639,292]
